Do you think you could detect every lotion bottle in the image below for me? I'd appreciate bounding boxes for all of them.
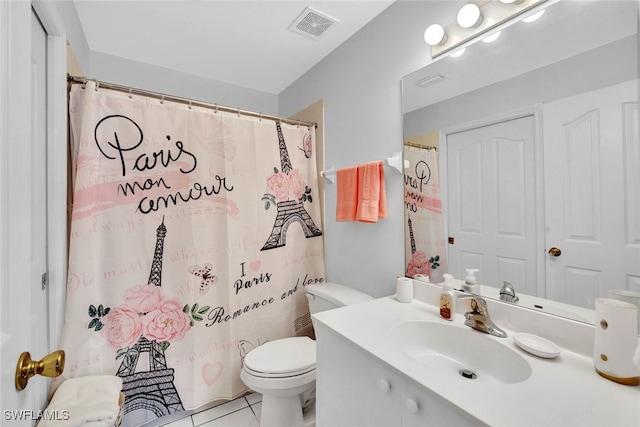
[440,274,456,320]
[463,268,480,294]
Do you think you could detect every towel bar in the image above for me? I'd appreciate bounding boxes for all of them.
[321,152,408,183]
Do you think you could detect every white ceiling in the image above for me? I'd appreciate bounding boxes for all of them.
[73,0,396,95]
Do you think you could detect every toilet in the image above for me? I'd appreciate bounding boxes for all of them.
[240,282,373,427]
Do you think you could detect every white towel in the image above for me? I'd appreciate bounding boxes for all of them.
[39,375,122,427]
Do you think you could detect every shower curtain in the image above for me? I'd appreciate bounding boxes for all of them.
[404,145,447,283]
[57,81,325,426]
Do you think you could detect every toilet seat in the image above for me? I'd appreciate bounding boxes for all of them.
[243,336,316,378]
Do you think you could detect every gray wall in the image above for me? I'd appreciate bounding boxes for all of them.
[55,1,91,72]
[279,1,464,297]
[89,51,278,115]
[404,35,638,138]
[56,1,278,115]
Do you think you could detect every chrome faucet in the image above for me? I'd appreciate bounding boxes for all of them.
[499,281,519,304]
[458,294,507,338]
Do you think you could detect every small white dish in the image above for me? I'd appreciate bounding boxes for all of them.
[513,333,561,358]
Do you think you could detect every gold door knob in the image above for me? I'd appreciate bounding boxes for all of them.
[15,350,65,391]
[548,247,562,257]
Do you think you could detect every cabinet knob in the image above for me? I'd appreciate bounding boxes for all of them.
[405,398,419,414]
[378,379,391,393]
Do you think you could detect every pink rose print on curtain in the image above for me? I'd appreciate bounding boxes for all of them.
[101,306,144,349]
[406,252,441,278]
[143,298,192,343]
[88,283,209,368]
[407,251,431,277]
[123,283,163,314]
[287,169,307,200]
[265,171,291,201]
[262,167,313,209]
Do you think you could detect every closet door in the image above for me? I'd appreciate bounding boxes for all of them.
[446,115,538,296]
[543,79,640,308]
[0,7,50,420]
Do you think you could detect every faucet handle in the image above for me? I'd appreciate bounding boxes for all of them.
[457,294,488,315]
[457,294,508,338]
[500,281,519,304]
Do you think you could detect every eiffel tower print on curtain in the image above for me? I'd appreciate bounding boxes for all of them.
[408,216,416,255]
[117,219,185,418]
[262,122,322,251]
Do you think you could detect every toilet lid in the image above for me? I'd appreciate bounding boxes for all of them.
[243,337,316,376]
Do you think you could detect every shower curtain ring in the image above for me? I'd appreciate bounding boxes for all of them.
[259,113,263,122]
[237,108,241,118]
[95,81,99,92]
[297,120,300,128]
[188,99,192,109]
[215,104,218,114]
[160,94,165,104]
[128,87,132,99]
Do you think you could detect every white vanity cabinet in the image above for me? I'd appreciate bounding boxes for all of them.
[315,322,476,427]
[313,296,640,427]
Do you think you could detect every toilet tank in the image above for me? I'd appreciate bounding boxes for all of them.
[305,282,373,314]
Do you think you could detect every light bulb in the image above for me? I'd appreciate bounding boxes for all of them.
[499,0,524,4]
[523,9,545,23]
[457,4,483,29]
[424,24,447,46]
[482,31,501,43]
[450,48,466,58]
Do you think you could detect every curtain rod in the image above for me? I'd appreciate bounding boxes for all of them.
[67,75,317,129]
[403,140,437,150]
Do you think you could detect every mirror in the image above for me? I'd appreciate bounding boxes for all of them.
[402,0,639,325]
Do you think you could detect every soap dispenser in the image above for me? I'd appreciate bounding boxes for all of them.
[463,268,480,294]
[440,274,456,320]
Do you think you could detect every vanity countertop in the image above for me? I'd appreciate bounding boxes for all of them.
[312,295,640,427]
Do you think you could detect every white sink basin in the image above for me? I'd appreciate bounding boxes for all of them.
[391,321,532,384]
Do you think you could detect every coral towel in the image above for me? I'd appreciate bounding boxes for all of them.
[336,165,359,221]
[356,161,387,223]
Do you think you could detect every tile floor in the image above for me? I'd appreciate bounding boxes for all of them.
[158,393,262,427]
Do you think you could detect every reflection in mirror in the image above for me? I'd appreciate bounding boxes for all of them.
[402,0,639,325]
[403,138,447,284]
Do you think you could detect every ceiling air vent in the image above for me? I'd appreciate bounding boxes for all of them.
[415,73,447,88]
[289,7,338,40]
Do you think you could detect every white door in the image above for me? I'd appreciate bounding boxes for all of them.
[0,8,51,424]
[447,115,538,296]
[543,79,640,309]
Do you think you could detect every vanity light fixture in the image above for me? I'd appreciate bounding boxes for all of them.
[424,0,549,58]
[424,24,447,46]
[457,4,483,29]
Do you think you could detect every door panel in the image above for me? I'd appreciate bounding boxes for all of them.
[447,115,537,296]
[30,9,50,410]
[0,8,50,424]
[543,80,639,308]
[623,102,640,292]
